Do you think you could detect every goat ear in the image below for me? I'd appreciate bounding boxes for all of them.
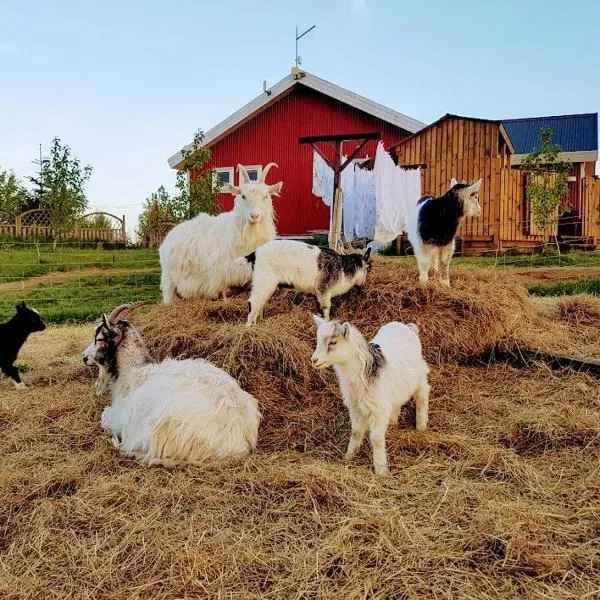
[363,247,372,262]
[224,184,241,196]
[341,322,351,339]
[268,181,283,196]
[312,314,325,327]
[450,178,458,188]
[15,301,26,312]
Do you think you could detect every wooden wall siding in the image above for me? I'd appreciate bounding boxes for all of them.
[582,177,600,242]
[397,118,503,244]
[395,117,561,249]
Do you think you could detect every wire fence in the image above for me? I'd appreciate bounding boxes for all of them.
[1,239,599,325]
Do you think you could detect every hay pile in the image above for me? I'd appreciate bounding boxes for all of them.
[1,263,599,598]
[522,294,600,360]
[136,261,530,451]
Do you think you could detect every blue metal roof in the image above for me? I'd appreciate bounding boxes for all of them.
[502,113,598,154]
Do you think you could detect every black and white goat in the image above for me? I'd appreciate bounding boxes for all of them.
[83,304,261,467]
[237,240,372,326]
[0,301,46,389]
[407,178,482,286]
[311,316,430,476]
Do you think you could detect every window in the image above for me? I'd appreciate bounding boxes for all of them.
[239,165,262,184]
[214,167,234,192]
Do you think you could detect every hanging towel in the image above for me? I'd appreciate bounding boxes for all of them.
[352,164,376,240]
[312,151,334,207]
[374,142,421,243]
[341,160,356,240]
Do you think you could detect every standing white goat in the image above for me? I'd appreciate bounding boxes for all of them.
[407,178,482,286]
[83,304,261,467]
[159,163,283,301]
[238,240,372,325]
[311,316,430,476]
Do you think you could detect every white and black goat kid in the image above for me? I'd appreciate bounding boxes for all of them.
[407,178,482,286]
[238,240,372,326]
[84,304,261,467]
[0,302,46,389]
[159,163,283,301]
[311,316,430,476]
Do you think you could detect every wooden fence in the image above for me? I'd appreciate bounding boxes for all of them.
[0,210,126,242]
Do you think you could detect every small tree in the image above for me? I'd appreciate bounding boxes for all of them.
[522,128,571,238]
[175,130,220,217]
[136,185,187,243]
[40,137,93,246]
[0,166,28,217]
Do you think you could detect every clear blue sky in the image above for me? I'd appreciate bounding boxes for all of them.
[1,0,598,234]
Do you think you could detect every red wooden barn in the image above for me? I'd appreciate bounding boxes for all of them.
[167,68,424,236]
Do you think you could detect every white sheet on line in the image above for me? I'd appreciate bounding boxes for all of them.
[374,141,421,243]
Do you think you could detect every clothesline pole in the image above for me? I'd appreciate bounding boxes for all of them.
[331,140,343,252]
[299,132,381,253]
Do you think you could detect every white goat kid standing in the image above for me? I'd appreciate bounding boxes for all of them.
[239,240,372,326]
[407,178,482,287]
[83,304,261,467]
[311,316,430,476]
[159,163,283,302]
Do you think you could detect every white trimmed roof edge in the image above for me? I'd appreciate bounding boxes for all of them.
[167,70,426,169]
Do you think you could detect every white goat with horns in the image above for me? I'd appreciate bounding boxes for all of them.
[159,163,283,301]
[83,304,261,467]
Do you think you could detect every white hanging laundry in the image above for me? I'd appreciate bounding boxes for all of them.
[374,142,421,244]
[312,151,334,207]
[399,167,422,234]
[353,164,376,239]
[341,159,356,241]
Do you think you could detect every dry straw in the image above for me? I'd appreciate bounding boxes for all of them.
[1,262,599,598]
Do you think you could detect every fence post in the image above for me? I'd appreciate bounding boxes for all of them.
[121,215,126,242]
[15,213,22,237]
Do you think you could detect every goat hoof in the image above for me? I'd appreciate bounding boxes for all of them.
[374,466,391,476]
[15,382,27,390]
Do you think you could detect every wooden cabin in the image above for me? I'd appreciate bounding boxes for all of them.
[388,113,599,253]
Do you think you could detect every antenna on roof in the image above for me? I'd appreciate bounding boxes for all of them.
[263,80,271,96]
[295,25,315,72]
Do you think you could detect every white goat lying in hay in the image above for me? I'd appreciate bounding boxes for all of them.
[407,178,481,286]
[311,316,430,475]
[83,304,261,467]
[238,240,372,325]
[159,163,283,301]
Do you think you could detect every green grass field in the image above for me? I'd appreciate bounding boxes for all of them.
[0,272,161,323]
[0,245,159,284]
[528,277,600,297]
[1,245,600,324]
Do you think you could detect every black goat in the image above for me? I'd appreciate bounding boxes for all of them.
[0,301,46,389]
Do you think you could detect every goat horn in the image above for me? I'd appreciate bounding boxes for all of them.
[260,163,278,183]
[107,303,134,323]
[237,164,251,184]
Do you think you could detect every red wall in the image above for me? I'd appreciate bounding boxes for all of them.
[196,86,410,235]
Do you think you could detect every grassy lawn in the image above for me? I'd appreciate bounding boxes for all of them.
[528,277,600,297]
[0,245,159,284]
[1,244,600,324]
[384,250,600,268]
[0,272,162,323]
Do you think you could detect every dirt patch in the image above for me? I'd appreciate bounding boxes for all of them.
[511,266,600,285]
[0,267,159,294]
